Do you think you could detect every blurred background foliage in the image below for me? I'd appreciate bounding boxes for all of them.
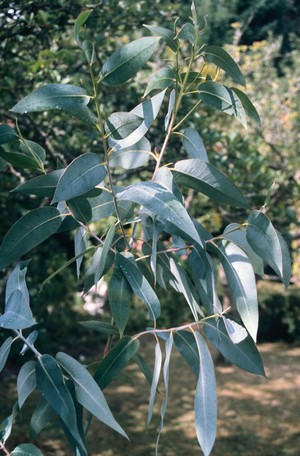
[0,0,299,346]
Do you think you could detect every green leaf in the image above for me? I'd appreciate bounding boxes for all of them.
[108,260,132,336]
[174,159,249,208]
[109,137,151,169]
[79,321,119,336]
[84,248,115,293]
[75,10,92,48]
[12,170,64,197]
[11,83,90,115]
[35,355,86,454]
[17,361,37,408]
[204,45,246,87]
[82,40,97,65]
[188,247,216,314]
[94,225,116,284]
[0,403,18,445]
[94,336,140,390]
[182,128,208,161]
[0,125,18,145]
[52,153,106,203]
[177,23,196,44]
[10,444,42,456]
[144,67,174,97]
[105,112,143,140]
[0,143,44,171]
[231,87,261,128]
[116,252,160,320]
[246,210,291,289]
[147,342,162,426]
[203,318,265,376]
[164,89,175,131]
[133,353,153,387]
[174,330,199,376]
[0,207,63,270]
[56,352,128,438]
[193,330,217,456]
[0,337,13,373]
[20,140,46,164]
[99,37,160,86]
[217,242,258,341]
[30,397,55,437]
[0,290,35,330]
[117,182,202,245]
[74,227,87,278]
[5,261,30,304]
[20,330,38,356]
[154,167,184,204]
[198,81,248,128]
[144,25,178,52]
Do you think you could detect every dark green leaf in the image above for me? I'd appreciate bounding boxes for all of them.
[109,137,151,169]
[12,170,64,197]
[204,45,246,87]
[17,361,37,408]
[94,337,139,390]
[0,337,13,373]
[30,397,55,437]
[0,125,18,145]
[79,321,119,336]
[188,247,216,314]
[144,25,178,52]
[84,248,115,294]
[108,260,132,336]
[193,330,217,456]
[84,186,134,222]
[20,140,45,164]
[203,317,265,376]
[147,342,162,426]
[246,210,291,289]
[182,128,208,161]
[56,352,127,438]
[99,37,160,86]
[0,144,44,171]
[0,207,63,270]
[52,153,106,203]
[174,330,199,376]
[116,252,160,320]
[231,87,261,128]
[10,444,42,456]
[144,67,174,97]
[133,353,153,387]
[165,89,175,131]
[94,225,116,284]
[174,159,249,208]
[0,290,35,330]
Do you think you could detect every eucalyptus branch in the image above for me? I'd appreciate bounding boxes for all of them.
[12,329,42,359]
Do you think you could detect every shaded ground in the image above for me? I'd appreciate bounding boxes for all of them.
[1,342,300,455]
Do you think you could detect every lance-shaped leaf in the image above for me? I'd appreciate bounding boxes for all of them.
[193,330,217,456]
[155,335,173,454]
[52,153,106,203]
[0,403,18,445]
[223,223,264,276]
[231,87,261,128]
[99,37,160,86]
[35,355,86,454]
[84,248,115,293]
[11,444,42,456]
[0,337,14,373]
[0,289,35,330]
[174,159,249,208]
[108,260,132,336]
[188,247,215,314]
[109,137,151,170]
[0,207,63,270]
[177,23,196,44]
[117,182,202,245]
[116,252,160,320]
[12,169,64,198]
[74,10,92,48]
[80,321,119,336]
[165,89,175,131]
[203,318,265,376]
[108,90,166,151]
[74,227,87,278]
[94,225,116,284]
[144,67,174,97]
[198,81,248,128]
[6,261,30,303]
[133,353,153,387]
[144,25,178,52]
[174,330,199,376]
[30,397,55,437]
[20,330,38,356]
[105,112,143,139]
[154,167,184,204]
[17,361,37,408]
[56,352,128,438]
[203,45,246,87]
[182,127,208,161]
[147,342,162,426]
[94,336,140,390]
[246,210,291,289]
[215,242,258,341]
[0,125,18,145]
[0,143,44,171]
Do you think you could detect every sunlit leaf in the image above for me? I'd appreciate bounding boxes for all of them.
[109,137,151,170]
[231,87,261,128]
[182,127,208,161]
[144,67,174,97]
[147,342,162,426]
[144,25,178,52]
[0,337,13,373]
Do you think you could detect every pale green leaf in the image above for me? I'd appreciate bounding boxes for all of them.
[144,67,174,97]
[0,290,35,330]
[231,87,261,128]
[10,443,42,456]
[105,112,142,140]
[17,361,37,408]
[94,225,116,284]
[5,261,30,303]
[144,25,178,52]
[177,23,196,43]
[0,337,13,373]
[147,342,162,426]
[182,127,208,161]
[109,137,151,170]
[108,260,132,336]
[20,330,38,356]
[204,45,246,87]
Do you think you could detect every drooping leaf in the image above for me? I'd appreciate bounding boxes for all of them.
[188,247,216,314]
[17,361,37,409]
[198,81,248,128]
[117,181,202,245]
[0,207,63,270]
[99,37,160,86]
[94,337,140,390]
[203,45,246,87]
[56,352,128,438]
[231,87,261,128]
[133,353,153,387]
[116,252,160,320]
[144,25,178,52]
[29,397,55,437]
[165,89,175,131]
[0,337,14,373]
[83,186,134,222]
[108,260,132,336]
[35,355,86,454]
[182,127,208,161]
[75,10,92,48]
[147,342,162,426]
[193,330,217,456]
[10,444,43,456]
[109,137,151,170]
[74,227,87,279]
[174,330,199,376]
[144,67,174,97]
[52,153,106,203]
[0,124,18,145]
[246,210,291,289]
[83,248,115,293]
[12,170,64,197]
[94,225,116,284]
[79,321,119,336]
[0,290,35,330]
[203,318,265,376]
[174,159,249,208]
